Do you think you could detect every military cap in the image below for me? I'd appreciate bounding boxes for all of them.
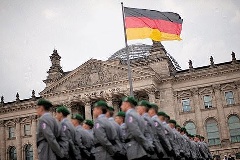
[195,134,201,138]
[138,100,151,108]
[108,106,115,111]
[181,127,187,132]
[37,98,53,110]
[117,111,126,117]
[122,97,138,106]
[165,114,170,120]
[84,119,94,127]
[72,114,84,122]
[168,119,177,125]
[56,106,70,116]
[93,100,108,108]
[157,111,166,116]
[176,124,181,128]
[150,103,159,110]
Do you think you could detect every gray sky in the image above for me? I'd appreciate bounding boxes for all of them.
[0,0,240,102]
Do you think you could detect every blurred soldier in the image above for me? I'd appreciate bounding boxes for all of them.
[92,100,124,160]
[115,111,126,141]
[194,135,204,160]
[121,97,155,160]
[149,107,173,160]
[200,136,213,160]
[36,99,68,160]
[82,119,94,136]
[71,114,94,160]
[136,100,163,159]
[168,120,189,159]
[180,128,192,160]
[106,106,124,143]
[165,114,170,124]
[188,134,198,160]
[56,106,81,160]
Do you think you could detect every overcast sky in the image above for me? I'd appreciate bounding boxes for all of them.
[0,0,240,102]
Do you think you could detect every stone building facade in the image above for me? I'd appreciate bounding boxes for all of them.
[0,42,240,160]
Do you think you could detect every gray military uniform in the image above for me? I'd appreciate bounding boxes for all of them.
[142,113,163,159]
[61,118,81,160]
[162,122,181,159]
[125,109,153,160]
[37,113,68,160]
[151,115,173,158]
[75,125,94,160]
[93,114,118,160]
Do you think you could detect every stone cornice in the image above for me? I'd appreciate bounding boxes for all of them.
[0,101,36,115]
[40,58,155,95]
[158,63,240,83]
[41,74,155,98]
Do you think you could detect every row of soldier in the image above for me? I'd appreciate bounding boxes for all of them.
[36,97,213,160]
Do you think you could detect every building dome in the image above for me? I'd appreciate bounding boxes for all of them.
[108,43,181,70]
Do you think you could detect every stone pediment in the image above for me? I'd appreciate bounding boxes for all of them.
[40,59,154,95]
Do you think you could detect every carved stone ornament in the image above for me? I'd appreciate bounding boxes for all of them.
[212,84,221,91]
[0,120,4,127]
[190,88,199,95]
[65,63,128,90]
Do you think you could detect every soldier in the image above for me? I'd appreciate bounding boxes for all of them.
[188,134,198,160]
[121,97,155,160]
[168,120,189,159]
[106,106,124,142]
[55,106,81,160]
[92,100,123,160]
[148,107,173,160]
[194,135,204,160]
[71,114,94,160]
[200,136,213,160]
[180,128,192,160]
[136,100,163,159]
[82,119,94,135]
[115,111,126,141]
[36,99,68,160]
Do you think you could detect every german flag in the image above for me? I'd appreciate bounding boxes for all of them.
[124,7,183,41]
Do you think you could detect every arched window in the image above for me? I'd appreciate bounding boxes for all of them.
[25,144,33,160]
[228,115,240,143]
[9,146,17,160]
[184,121,196,135]
[205,119,220,146]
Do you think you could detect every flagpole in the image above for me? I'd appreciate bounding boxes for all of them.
[121,2,133,97]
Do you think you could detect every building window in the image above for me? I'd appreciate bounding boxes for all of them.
[205,119,220,146]
[9,127,15,138]
[225,91,235,105]
[25,145,33,160]
[228,115,240,143]
[203,95,212,108]
[24,124,31,136]
[9,146,17,160]
[184,121,196,135]
[182,99,191,112]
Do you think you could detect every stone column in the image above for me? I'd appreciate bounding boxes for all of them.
[84,100,92,120]
[15,118,22,160]
[213,84,229,141]
[191,88,204,136]
[31,115,38,160]
[0,120,6,160]
[146,88,156,104]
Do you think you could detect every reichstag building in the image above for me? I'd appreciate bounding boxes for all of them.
[0,42,240,160]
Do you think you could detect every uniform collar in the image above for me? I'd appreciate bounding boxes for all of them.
[152,114,158,119]
[143,112,149,117]
[126,108,134,115]
[61,118,68,123]
[108,117,114,121]
[76,125,82,129]
[162,121,167,125]
[41,112,51,117]
[98,114,105,118]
